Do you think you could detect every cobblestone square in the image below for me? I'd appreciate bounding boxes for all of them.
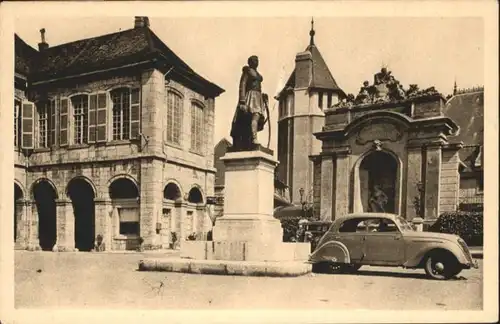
[15,251,482,310]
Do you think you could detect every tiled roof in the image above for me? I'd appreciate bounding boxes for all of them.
[15,34,38,76]
[308,45,342,91]
[32,27,152,79]
[443,90,484,169]
[278,44,345,98]
[15,26,224,97]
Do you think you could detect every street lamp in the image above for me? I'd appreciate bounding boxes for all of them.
[299,187,306,215]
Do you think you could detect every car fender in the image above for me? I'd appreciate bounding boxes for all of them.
[403,241,468,267]
[309,240,351,264]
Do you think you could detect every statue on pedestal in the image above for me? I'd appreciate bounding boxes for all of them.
[355,80,372,104]
[374,67,392,86]
[368,185,388,213]
[230,55,270,151]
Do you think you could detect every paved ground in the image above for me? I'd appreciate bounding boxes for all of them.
[15,251,482,310]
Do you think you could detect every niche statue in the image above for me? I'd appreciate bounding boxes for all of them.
[230,55,270,151]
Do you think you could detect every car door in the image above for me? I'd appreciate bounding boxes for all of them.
[335,218,367,263]
[363,218,405,265]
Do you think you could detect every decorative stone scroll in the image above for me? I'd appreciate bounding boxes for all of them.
[356,123,403,145]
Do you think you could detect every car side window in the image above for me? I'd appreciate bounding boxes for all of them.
[339,219,366,233]
[367,218,398,233]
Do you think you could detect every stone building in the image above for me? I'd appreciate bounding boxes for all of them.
[443,86,484,212]
[275,21,346,205]
[13,17,224,251]
[276,23,484,224]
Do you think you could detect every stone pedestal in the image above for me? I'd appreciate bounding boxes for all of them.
[181,148,310,263]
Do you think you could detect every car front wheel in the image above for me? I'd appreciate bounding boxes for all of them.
[424,253,460,280]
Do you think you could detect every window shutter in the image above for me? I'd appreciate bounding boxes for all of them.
[88,94,97,143]
[21,101,35,149]
[49,99,57,147]
[14,101,19,147]
[96,92,107,142]
[59,98,69,146]
[130,88,141,139]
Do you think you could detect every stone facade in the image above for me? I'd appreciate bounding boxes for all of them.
[312,93,461,223]
[13,22,223,251]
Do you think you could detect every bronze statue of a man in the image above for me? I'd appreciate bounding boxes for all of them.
[230,55,269,151]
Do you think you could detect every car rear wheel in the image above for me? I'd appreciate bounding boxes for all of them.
[424,252,460,280]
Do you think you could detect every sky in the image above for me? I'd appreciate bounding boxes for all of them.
[15,16,484,153]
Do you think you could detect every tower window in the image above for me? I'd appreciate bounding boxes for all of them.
[318,92,323,109]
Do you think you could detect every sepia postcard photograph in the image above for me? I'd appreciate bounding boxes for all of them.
[0,1,498,324]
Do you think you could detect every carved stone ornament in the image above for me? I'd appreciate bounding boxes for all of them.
[332,67,440,109]
[373,139,383,151]
[356,122,403,145]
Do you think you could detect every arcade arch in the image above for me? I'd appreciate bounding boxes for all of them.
[67,177,96,251]
[32,179,58,251]
[354,150,400,214]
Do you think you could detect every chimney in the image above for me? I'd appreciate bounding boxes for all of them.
[38,28,49,51]
[134,16,150,28]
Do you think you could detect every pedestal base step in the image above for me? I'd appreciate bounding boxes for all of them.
[180,240,311,262]
[138,258,312,277]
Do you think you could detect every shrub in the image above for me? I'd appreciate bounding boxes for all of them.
[280,216,302,242]
[428,211,483,246]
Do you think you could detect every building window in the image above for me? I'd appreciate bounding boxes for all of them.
[111,88,131,140]
[14,100,21,147]
[71,95,89,144]
[318,92,323,109]
[118,208,140,235]
[327,93,332,108]
[38,103,49,148]
[190,102,204,153]
[167,91,182,145]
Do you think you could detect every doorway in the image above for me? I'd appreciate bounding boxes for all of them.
[14,183,23,242]
[359,151,398,213]
[33,180,57,251]
[68,178,96,251]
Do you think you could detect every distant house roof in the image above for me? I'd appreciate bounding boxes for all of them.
[277,43,345,99]
[14,25,224,97]
[443,89,484,170]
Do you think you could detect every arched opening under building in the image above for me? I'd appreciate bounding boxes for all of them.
[33,180,57,251]
[109,178,140,249]
[14,183,24,242]
[359,151,398,213]
[187,187,203,204]
[164,183,182,201]
[67,178,96,252]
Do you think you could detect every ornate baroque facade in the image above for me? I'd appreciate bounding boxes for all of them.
[13,17,224,251]
[276,22,484,223]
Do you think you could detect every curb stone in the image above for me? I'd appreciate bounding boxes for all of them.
[138,258,312,277]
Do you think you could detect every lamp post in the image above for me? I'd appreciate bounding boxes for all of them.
[299,187,306,217]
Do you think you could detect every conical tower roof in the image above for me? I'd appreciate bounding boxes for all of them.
[277,19,345,98]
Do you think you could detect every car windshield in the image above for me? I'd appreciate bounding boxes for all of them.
[395,217,414,231]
